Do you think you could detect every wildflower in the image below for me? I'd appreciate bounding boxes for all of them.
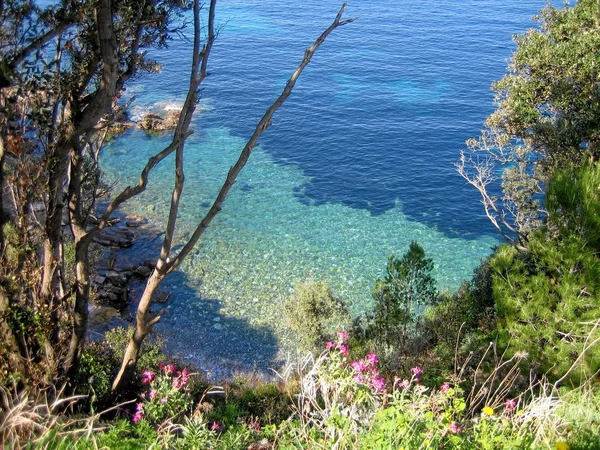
[410,366,423,377]
[132,403,144,423]
[173,378,183,389]
[555,443,570,450]
[247,421,261,431]
[338,343,349,356]
[396,378,411,390]
[439,383,451,394]
[180,368,190,383]
[504,398,517,411]
[161,397,168,404]
[353,374,365,384]
[366,353,378,367]
[210,422,222,431]
[448,422,462,434]
[351,359,368,373]
[325,341,336,350]
[482,406,495,416]
[163,364,175,375]
[148,390,157,400]
[337,331,349,342]
[371,376,385,392]
[141,370,155,384]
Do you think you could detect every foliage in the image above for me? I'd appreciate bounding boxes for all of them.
[132,363,192,425]
[284,281,350,353]
[490,235,600,381]
[487,162,600,382]
[459,0,600,237]
[104,327,164,374]
[547,160,600,250]
[353,241,438,369]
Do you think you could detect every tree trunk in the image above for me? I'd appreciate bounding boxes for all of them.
[112,270,164,390]
[63,235,92,379]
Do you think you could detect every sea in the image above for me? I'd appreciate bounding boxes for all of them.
[101,0,552,378]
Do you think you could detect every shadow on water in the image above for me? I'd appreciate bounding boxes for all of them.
[107,216,281,382]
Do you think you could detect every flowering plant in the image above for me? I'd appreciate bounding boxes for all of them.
[132,362,192,425]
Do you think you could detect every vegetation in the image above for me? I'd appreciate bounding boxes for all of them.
[284,281,350,353]
[1,0,600,448]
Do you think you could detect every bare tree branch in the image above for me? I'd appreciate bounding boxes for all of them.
[167,3,354,271]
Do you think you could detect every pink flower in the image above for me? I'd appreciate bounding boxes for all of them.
[148,390,157,400]
[132,412,143,423]
[173,378,183,389]
[325,341,336,350]
[410,366,423,377]
[353,374,365,384]
[351,359,368,373]
[338,343,349,356]
[180,369,190,383]
[504,398,517,411]
[141,370,155,384]
[210,422,222,431]
[160,397,168,404]
[440,383,451,394]
[397,379,411,390]
[163,364,175,375]
[366,353,378,367]
[136,402,144,412]
[337,331,349,342]
[247,421,261,431]
[448,422,462,434]
[371,376,385,392]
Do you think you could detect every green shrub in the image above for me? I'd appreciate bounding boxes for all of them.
[284,281,350,353]
[370,241,437,351]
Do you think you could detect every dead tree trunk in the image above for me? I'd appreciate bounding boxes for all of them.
[112,2,353,392]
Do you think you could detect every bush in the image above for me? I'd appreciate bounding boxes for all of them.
[284,281,350,353]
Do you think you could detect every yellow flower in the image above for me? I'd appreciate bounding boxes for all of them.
[482,406,495,416]
[555,442,570,450]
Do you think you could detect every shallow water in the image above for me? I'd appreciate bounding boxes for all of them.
[102,0,550,376]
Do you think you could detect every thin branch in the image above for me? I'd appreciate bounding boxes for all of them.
[167,3,354,271]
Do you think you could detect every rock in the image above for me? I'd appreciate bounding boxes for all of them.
[154,290,170,303]
[213,323,223,330]
[89,305,120,324]
[143,259,158,269]
[134,265,152,278]
[94,226,135,248]
[93,275,106,285]
[105,270,128,285]
[138,109,180,133]
[109,121,133,136]
[125,216,147,227]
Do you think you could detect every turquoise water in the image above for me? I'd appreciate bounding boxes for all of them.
[102,0,550,375]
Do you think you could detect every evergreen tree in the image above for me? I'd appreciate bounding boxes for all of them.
[372,241,437,350]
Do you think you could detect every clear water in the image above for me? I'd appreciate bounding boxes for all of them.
[101,0,550,376]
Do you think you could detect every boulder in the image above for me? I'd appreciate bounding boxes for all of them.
[138,109,180,133]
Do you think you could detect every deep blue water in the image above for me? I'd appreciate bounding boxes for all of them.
[102,0,551,376]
